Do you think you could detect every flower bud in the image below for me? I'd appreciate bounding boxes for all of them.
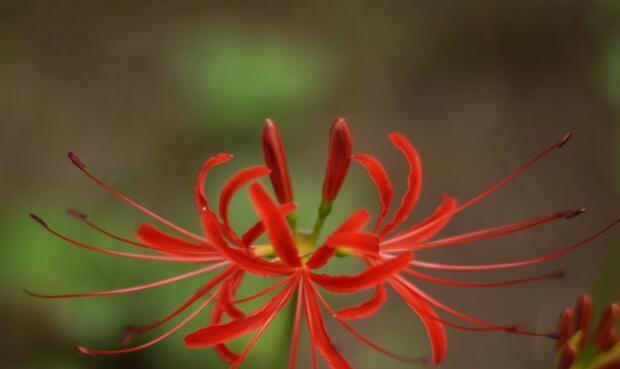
[262,119,293,204]
[322,118,353,203]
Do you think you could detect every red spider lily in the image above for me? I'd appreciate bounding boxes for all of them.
[28,118,619,369]
[27,119,420,369]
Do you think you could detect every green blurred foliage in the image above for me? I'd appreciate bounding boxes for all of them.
[168,24,338,138]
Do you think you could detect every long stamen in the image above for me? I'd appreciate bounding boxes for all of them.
[409,216,620,271]
[394,275,559,339]
[383,208,586,251]
[384,133,573,242]
[308,281,425,364]
[288,279,304,369]
[25,261,228,299]
[231,275,300,369]
[403,268,564,288]
[75,292,218,355]
[67,152,208,244]
[122,267,236,344]
[234,277,293,304]
[30,214,223,263]
[66,209,215,256]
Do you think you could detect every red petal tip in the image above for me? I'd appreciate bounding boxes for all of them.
[66,208,88,219]
[74,346,95,356]
[68,152,87,170]
[29,213,48,228]
[558,133,573,148]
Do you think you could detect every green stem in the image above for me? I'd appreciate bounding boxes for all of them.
[311,201,332,245]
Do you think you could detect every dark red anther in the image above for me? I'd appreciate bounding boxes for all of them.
[68,152,87,171]
[558,133,573,149]
[262,119,294,204]
[556,307,573,349]
[66,208,88,220]
[322,118,353,203]
[558,208,587,219]
[29,213,48,228]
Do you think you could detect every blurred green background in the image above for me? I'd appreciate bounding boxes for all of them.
[1,1,619,368]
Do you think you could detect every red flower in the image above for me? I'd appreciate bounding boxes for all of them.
[28,120,619,369]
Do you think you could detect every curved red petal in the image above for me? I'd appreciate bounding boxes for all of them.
[201,210,294,276]
[218,166,270,243]
[211,304,241,363]
[306,246,336,270]
[325,232,379,256]
[380,133,423,237]
[248,183,301,267]
[218,270,246,319]
[335,284,387,320]
[310,253,412,293]
[353,154,393,232]
[384,194,457,246]
[194,153,233,212]
[184,278,296,347]
[136,223,209,255]
[389,279,447,365]
[262,119,294,204]
[241,203,296,246]
[303,278,353,369]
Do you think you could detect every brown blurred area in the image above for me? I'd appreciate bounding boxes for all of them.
[1,1,619,368]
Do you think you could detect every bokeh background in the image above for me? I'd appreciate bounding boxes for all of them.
[1,1,620,368]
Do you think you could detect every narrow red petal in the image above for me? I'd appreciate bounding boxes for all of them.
[184,277,297,347]
[386,133,573,242]
[322,118,353,203]
[241,203,296,246]
[248,183,301,267]
[325,232,379,256]
[194,153,233,213]
[310,281,424,364]
[306,245,336,270]
[303,277,353,369]
[573,294,592,343]
[217,270,246,319]
[307,209,371,269]
[262,119,294,204]
[218,166,270,244]
[335,284,387,320]
[310,253,412,293]
[353,154,393,232]
[136,223,209,254]
[30,215,222,263]
[200,210,294,276]
[384,194,457,246]
[211,304,240,363]
[389,278,447,365]
[380,133,423,237]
